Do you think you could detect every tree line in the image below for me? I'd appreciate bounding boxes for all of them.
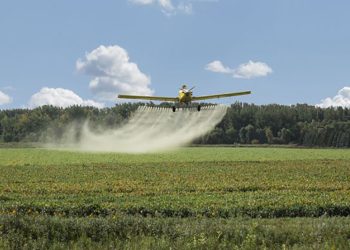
[0,102,349,147]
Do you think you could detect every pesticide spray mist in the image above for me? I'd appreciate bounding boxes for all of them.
[50,105,228,153]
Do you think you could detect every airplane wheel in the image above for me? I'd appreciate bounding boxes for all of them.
[197,105,201,112]
[172,106,176,112]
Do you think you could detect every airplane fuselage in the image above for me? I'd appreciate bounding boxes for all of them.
[178,90,192,104]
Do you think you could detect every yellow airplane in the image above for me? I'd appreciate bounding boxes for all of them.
[118,84,251,112]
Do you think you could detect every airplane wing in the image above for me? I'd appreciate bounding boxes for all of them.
[118,94,178,102]
[192,91,251,101]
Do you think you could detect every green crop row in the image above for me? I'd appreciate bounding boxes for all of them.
[0,147,349,166]
[3,203,350,219]
[1,215,350,249]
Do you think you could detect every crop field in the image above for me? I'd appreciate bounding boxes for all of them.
[1,147,350,249]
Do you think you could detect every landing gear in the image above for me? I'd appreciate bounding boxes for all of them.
[172,106,176,112]
[197,105,201,112]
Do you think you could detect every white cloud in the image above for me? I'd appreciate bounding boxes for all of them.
[0,91,12,105]
[159,0,175,12]
[206,60,273,79]
[317,87,350,108]
[77,45,153,101]
[205,60,232,74]
[129,0,192,15]
[29,87,104,108]
[234,61,273,79]
[131,0,155,4]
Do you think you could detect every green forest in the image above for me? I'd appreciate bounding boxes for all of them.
[0,102,349,147]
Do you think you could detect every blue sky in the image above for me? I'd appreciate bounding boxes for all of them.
[0,0,350,108]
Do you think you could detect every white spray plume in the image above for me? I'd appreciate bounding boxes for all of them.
[49,105,227,153]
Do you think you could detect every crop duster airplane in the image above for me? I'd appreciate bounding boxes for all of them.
[118,85,251,112]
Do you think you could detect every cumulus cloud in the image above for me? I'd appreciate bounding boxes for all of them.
[317,87,350,108]
[0,91,12,105]
[29,87,104,108]
[206,60,273,79]
[205,60,232,74]
[129,0,192,15]
[77,45,153,101]
[233,61,273,79]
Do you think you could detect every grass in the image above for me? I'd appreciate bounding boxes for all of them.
[2,215,350,249]
[1,147,350,248]
[0,147,349,165]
